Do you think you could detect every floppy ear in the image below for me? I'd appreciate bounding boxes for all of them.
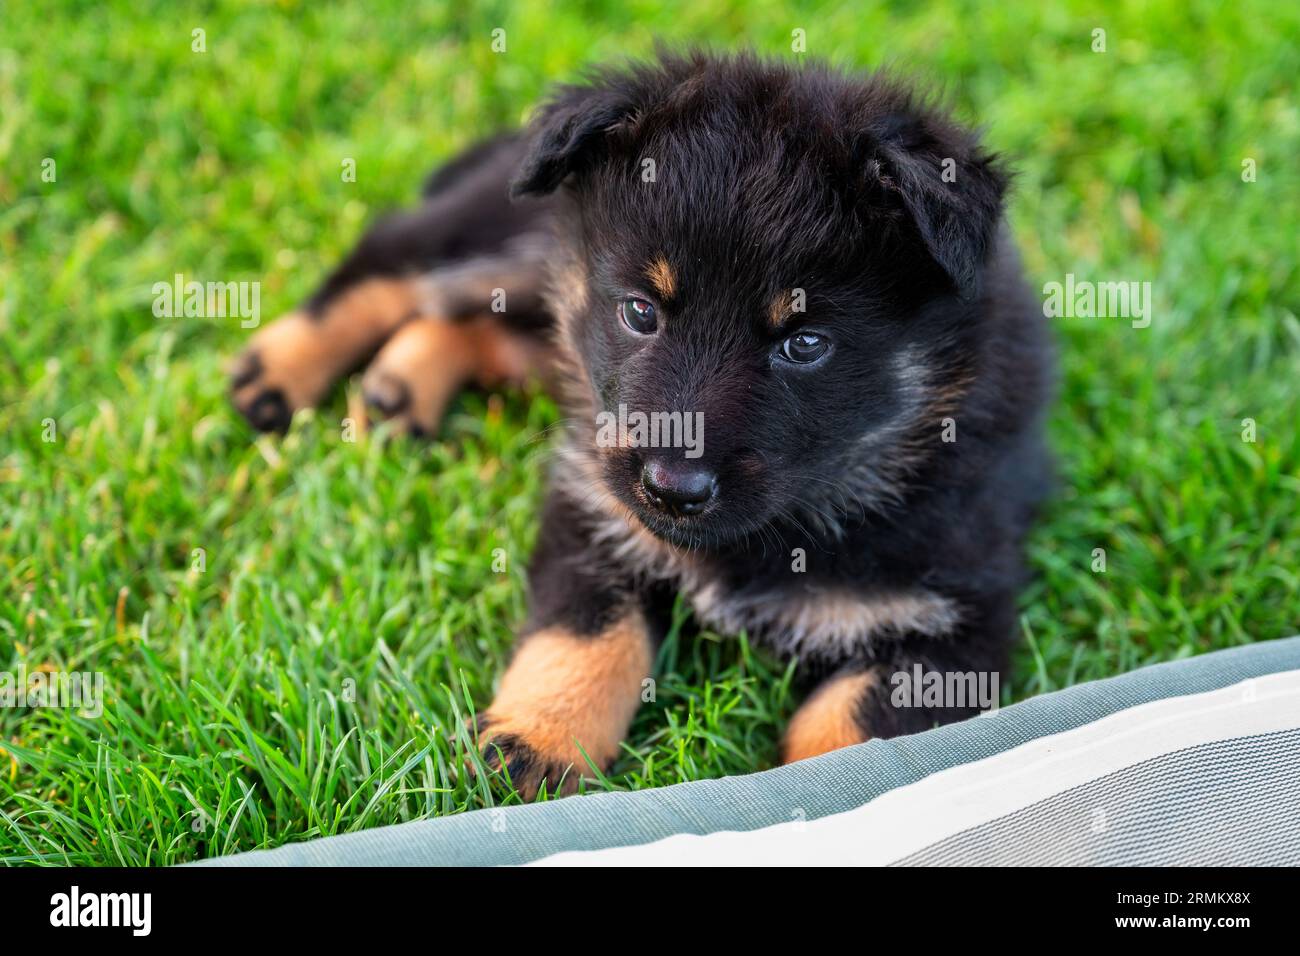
[510,84,640,198]
[867,114,1008,297]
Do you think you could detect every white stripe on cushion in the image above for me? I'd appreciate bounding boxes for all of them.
[531,670,1300,866]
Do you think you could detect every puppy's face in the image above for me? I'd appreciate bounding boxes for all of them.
[566,186,925,551]
[515,54,1006,549]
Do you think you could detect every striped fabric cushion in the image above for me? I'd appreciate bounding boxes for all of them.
[537,669,1300,865]
[192,636,1300,867]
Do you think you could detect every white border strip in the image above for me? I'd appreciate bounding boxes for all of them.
[533,670,1300,866]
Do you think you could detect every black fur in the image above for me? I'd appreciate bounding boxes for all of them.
[255,50,1053,761]
[306,132,552,320]
[518,52,1052,736]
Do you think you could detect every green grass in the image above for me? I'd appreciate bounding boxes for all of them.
[1,0,1297,865]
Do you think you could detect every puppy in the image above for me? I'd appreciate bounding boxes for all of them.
[230,51,1052,798]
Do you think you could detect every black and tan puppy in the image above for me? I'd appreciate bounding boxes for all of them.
[230,51,1052,797]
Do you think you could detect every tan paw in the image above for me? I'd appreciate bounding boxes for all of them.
[229,278,423,432]
[780,670,876,764]
[473,712,591,799]
[359,315,547,437]
[228,312,335,432]
[359,318,476,437]
[470,619,653,799]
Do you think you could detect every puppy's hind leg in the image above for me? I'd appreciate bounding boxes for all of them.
[228,131,547,434]
[229,275,426,432]
[358,242,553,437]
[228,207,447,432]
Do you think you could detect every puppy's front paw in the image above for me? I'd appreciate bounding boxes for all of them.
[474,712,589,799]
[468,620,652,800]
[781,669,876,765]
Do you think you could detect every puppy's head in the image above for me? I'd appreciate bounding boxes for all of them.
[514,51,1008,550]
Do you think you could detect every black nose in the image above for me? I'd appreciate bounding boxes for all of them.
[641,460,717,516]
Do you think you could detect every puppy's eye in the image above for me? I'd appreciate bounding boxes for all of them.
[779,331,831,364]
[619,297,658,335]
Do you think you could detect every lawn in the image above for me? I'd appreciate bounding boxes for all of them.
[1,0,1297,865]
